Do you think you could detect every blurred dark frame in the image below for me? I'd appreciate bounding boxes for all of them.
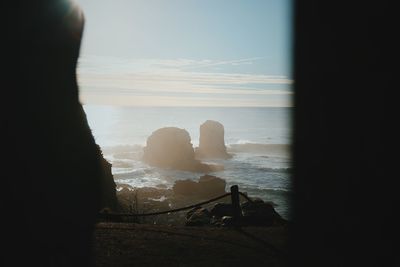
[291,1,394,266]
[5,1,396,266]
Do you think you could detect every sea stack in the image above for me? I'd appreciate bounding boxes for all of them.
[143,127,214,172]
[195,120,232,159]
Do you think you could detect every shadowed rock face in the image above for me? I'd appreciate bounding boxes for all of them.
[98,146,118,210]
[143,127,194,168]
[195,120,232,159]
[6,1,114,265]
[143,127,217,172]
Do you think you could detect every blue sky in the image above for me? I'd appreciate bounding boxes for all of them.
[76,0,293,107]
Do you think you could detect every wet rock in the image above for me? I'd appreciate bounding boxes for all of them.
[195,120,232,159]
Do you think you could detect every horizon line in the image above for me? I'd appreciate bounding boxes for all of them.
[82,103,294,108]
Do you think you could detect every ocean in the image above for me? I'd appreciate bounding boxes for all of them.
[84,106,292,219]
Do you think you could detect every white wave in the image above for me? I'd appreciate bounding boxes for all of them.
[101,144,144,155]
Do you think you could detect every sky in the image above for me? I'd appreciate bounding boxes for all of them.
[75,0,293,107]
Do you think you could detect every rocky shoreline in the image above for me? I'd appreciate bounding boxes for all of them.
[98,121,288,228]
[99,174,287,228]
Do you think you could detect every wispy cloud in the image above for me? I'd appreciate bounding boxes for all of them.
[77,56,293,107]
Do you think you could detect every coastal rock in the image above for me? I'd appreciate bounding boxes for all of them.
[143,127,214,172]
[241,200,287,226]
[185,207,211,226]
[98,146,118,210]
[210,203,234,218]
[195,120,232,159]
[198,175,226,198]
[172,180,198,196]
[173,175,227,198]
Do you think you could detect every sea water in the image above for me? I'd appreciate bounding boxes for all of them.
[84,106,292,219]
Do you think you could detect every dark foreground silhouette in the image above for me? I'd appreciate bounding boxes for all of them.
[93,223,287,266]
[291,1,395,266]
[5,1,104,265]
[6,1,395,266]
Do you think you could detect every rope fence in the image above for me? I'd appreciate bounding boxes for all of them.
[98,185,253,221]
[97,185,286,257]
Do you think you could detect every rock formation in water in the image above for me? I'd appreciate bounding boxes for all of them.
[143,127,218,172]
[195,120,232,159]
[173,175,226,198]
[198,174,227,197]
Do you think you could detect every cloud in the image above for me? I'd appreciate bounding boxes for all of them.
[79,93,293,107]
[77,56,293,107]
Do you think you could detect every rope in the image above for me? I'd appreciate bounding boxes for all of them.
[101,192,231,218]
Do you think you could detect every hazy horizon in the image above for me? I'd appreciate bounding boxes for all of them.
[76,0,293,107]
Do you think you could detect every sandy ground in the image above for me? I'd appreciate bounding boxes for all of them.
[94,223,288,267]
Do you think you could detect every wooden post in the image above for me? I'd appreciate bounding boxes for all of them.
[230,185,242,223]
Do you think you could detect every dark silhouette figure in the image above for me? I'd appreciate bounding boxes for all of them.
[5,0,103,265]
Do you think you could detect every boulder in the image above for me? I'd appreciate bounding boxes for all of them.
[240,200,287,226]
[143,127,213,172]
[210,203,234,218]
[172,179,199,196]
[209,200,287,227]
[185,207,211,226]
[195,120,232,159]
[198,175,226,198]
[173,175,227,198]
